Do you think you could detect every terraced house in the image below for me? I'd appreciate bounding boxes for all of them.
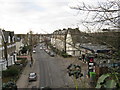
[0,29,17,70]
[51,28,112,57]
[51,28,88,56]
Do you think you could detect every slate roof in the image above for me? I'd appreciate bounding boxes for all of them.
[53,28,101,45]
[68,28,99,45]
[80,43,110,53]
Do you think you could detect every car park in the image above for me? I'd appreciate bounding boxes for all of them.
[28,73,37,82]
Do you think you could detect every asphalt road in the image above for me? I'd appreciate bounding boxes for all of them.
[31,45,74,88]
[17,44,90,89]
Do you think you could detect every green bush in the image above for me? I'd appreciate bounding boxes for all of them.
[9,66,19,76]
[62,53,68,58]
[2,66,19,78]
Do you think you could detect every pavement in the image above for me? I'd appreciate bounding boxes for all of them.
[16,56,38,88]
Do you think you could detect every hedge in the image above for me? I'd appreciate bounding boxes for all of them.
[2,65,19,78]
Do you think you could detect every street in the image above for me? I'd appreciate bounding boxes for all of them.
[17,44,91,89]
[17,44,76,88]
[34,45,77,88]
[1,0,120,89]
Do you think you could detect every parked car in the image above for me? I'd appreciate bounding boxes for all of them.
[40,47,42,49]
[49,52,55,57]
[45,49,50,54]
[2,81,17,90]
[78,56,82,60]
[33,50,36,53]
[28,73,37,82]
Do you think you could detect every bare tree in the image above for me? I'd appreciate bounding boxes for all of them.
[28,30,33,63]
[70,0,120,31]
[70,1,120,88]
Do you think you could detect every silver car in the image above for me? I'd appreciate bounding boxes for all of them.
[28,73,37,82]
[33,50,36,53]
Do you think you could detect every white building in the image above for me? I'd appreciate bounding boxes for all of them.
[0,29,17,71]
[15,38,24,55]
[51,28,83,56]
[0,29,7,71]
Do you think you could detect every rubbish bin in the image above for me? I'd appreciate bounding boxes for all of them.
[90,72,96,87]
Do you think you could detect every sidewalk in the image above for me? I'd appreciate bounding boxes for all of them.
[16,56,32,88]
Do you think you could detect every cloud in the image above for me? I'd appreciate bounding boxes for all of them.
[0,0,74,34]
[0,0,107,34]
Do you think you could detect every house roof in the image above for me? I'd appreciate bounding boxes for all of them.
[80,43,110,53]
[53,28,103,45]
[68,28,81,44]
[68,28,98,44]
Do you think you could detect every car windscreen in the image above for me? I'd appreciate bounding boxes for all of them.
[29,73,36,77]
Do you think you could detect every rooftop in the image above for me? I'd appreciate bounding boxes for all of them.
[80,43,110,53]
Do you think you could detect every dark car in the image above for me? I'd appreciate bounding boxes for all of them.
[2,81,17,90]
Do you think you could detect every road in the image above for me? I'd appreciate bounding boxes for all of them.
[17,44,90,89]
[28,45,74,88]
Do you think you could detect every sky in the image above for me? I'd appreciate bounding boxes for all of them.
[0,0,111,34]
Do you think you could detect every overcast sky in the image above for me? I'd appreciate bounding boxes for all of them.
[0,0,107,34]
